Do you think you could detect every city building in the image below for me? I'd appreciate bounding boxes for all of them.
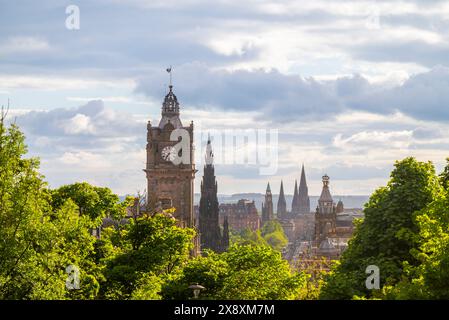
[219,199,260,232]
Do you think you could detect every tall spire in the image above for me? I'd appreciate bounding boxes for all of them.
[199,138,222,253]
[277,180,287,218]
[291,179,299,214]
[262,181,274,223]
[205,134,214,165]
[298,164,310,214]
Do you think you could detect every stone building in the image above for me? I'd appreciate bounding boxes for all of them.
[144,84,196,229]
[198,137,228,253]
[261,182,274,224]
[219,199,260,232]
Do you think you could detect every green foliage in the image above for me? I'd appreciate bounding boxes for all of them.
[383,185,449,299]
[51,182,131,225]
[0,121,98,299]
[232,221,288,252]
[261,221,288,251]
[321,157,440,299]
[162,244,306,300]
[100,213,195,299]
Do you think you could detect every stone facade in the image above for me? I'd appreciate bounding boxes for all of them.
[219,199,260,232]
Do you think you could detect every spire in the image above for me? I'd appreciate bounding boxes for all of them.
[279,180,284,197]
[262,181,273,223]
[319,174,333,203]
[199,137,221,253]
[299,164,307,188]
[277,180,287,218]
[291,180,299,214]
[205,134,214,165]
[298,164,310,214]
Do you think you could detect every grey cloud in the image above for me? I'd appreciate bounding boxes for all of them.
[137,64,449,124]
[136,63,346,121]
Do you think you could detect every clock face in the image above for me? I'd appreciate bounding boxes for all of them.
[161,146,176,162]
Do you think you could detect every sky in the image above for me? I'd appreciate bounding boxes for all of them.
[1,0,449,197]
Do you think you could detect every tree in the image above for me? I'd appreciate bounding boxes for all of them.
[51,182,130,225]
[320,157,440,299]
[382,160,449,299]
[261,220,288,251]
[100,212,195,299]
[162,244,306,300]
[0,119,98,299]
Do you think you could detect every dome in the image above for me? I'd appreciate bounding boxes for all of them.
[162,85,180,115]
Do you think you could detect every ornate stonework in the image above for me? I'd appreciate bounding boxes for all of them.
[314,174,337,245]
[144,85,196,229]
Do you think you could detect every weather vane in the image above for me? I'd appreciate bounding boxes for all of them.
[166,65,172,86]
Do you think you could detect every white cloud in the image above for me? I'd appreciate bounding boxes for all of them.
[333,130,413,149]
[1,36,50,53]
[63,114,96,135]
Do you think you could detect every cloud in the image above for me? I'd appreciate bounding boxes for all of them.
[136,64,449,124]
[0,36,50,54]
[16,100,143,139]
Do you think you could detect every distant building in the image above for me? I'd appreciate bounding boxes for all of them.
[315,174,337,245]
[261,182,274,224]
[219,199,260,232]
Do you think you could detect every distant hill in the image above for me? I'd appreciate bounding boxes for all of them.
[120,193,369,212]
[194,193,369,211]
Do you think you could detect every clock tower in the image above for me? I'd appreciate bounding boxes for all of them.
[144,84,196,229]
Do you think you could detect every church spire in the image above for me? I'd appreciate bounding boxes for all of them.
[291,179,299,214]
[277,180,287,218]
[262,181,274,224]
[205,134,214,165]
[298,164,310,214]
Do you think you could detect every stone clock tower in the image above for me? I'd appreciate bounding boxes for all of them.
[144,84,196,229]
